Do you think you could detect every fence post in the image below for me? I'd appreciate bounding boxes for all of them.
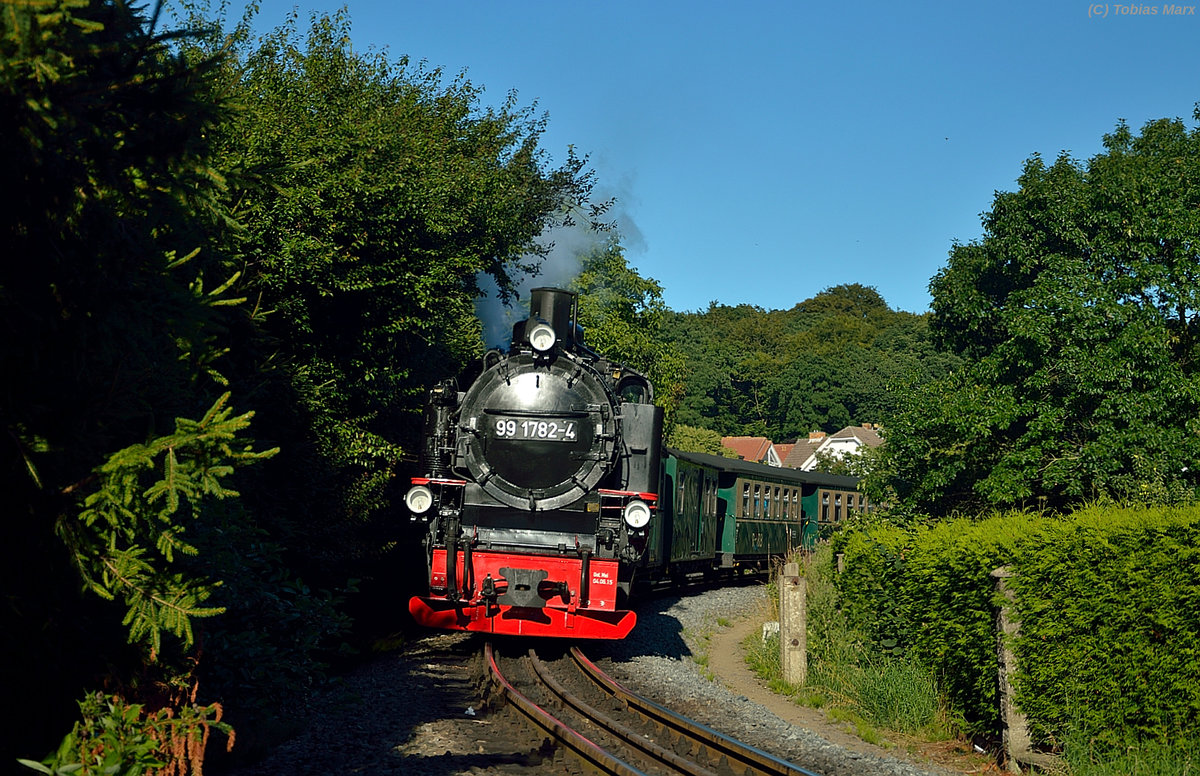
[992,566,1059,774]
[779,562,806,685]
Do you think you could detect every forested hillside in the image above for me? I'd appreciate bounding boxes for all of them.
[664,284,959,442]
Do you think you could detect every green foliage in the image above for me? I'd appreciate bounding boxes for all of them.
[835,513,1033,736]
[178,7,604,585]
[0,0,277,764]
[853,655,945,736]
[882,113,1200,514]
[572,240,686,424]
[667,424,739,457]
[18,692,231,776]
[1010,505,1200,750]
[1,0,239,492]
[833,522,919,657]
[1064,734,1200,776]
[743,548,952,740]
[664,284,958,440]
[835,506,1200,748]
[188,507,354,754]
[63,394,276,654]
[897,514,1035,735]
[812,445,875,477]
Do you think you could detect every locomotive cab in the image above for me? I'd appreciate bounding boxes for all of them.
[406,287,663,638]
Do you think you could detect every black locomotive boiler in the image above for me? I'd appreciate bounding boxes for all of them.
[405,287,663,638]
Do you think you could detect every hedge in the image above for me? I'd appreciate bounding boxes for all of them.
[833,506,1200,746]
[1009,506,1200,748]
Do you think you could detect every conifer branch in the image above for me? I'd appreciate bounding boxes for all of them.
[63,393,273,652]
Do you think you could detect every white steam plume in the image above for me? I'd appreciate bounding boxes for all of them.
[474,181,643,350]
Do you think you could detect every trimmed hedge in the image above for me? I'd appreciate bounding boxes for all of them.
[1010,506,1200,748]
[835,522,917,655]
[833,506,1200,746]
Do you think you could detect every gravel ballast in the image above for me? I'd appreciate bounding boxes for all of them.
[591,581,958,776]
[226,582,961,775]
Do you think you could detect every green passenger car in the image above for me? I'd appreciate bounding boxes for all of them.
[655,452,721,571]
[649,449,862,578]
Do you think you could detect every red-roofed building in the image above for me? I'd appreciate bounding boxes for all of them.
[720,436,783,467]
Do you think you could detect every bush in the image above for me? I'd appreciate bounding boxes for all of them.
[834,506,1200,749]
[1011,505,1200,749]
[746,547,951,740]
[834,522,919,655]
[18,692,230,776]
[900,513,1037,736]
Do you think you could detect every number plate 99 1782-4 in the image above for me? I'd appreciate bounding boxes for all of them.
[492,418,578,442]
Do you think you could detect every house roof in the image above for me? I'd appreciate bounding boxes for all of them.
[782,437,824,468]
[783,424,884,470]
[721,436,775,463]
[828,424,884,447]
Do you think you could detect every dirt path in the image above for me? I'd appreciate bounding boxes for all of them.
[706,612,999,775]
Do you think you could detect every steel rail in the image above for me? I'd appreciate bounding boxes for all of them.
[526,649,721,776]
[570,646,823,776]
[483,642,648,776]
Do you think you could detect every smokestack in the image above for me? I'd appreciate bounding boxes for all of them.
[515,287,579,351]
[532,288,575,345]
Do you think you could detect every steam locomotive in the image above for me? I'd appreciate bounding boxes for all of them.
[405,287,862,639]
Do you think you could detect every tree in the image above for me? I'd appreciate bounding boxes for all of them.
[664,285,955,442]
[187,8,604,587]
[876,113,1200,515]
[571,240,686,424]
[662,306,743,432]
[812,445,876,478]
[666,425,739,457]
[2,0,271,767]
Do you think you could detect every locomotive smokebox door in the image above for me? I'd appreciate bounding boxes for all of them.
[457,287,622,512]
[458,357,619,511]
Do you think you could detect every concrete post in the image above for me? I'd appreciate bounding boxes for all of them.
[779,562,807,686]
[992,566,1059,774]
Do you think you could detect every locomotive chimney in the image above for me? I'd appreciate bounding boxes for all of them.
[517,287,578,352]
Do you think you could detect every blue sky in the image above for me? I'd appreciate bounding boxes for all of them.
[235,0,1200,314]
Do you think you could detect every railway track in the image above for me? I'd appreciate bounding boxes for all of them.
[484,642,822,776]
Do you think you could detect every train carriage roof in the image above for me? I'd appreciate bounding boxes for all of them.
[664,447,860,490]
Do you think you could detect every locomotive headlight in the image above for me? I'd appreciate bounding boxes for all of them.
[405,485,434,514]
[529,322,557,352]
[623,499,651,529]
